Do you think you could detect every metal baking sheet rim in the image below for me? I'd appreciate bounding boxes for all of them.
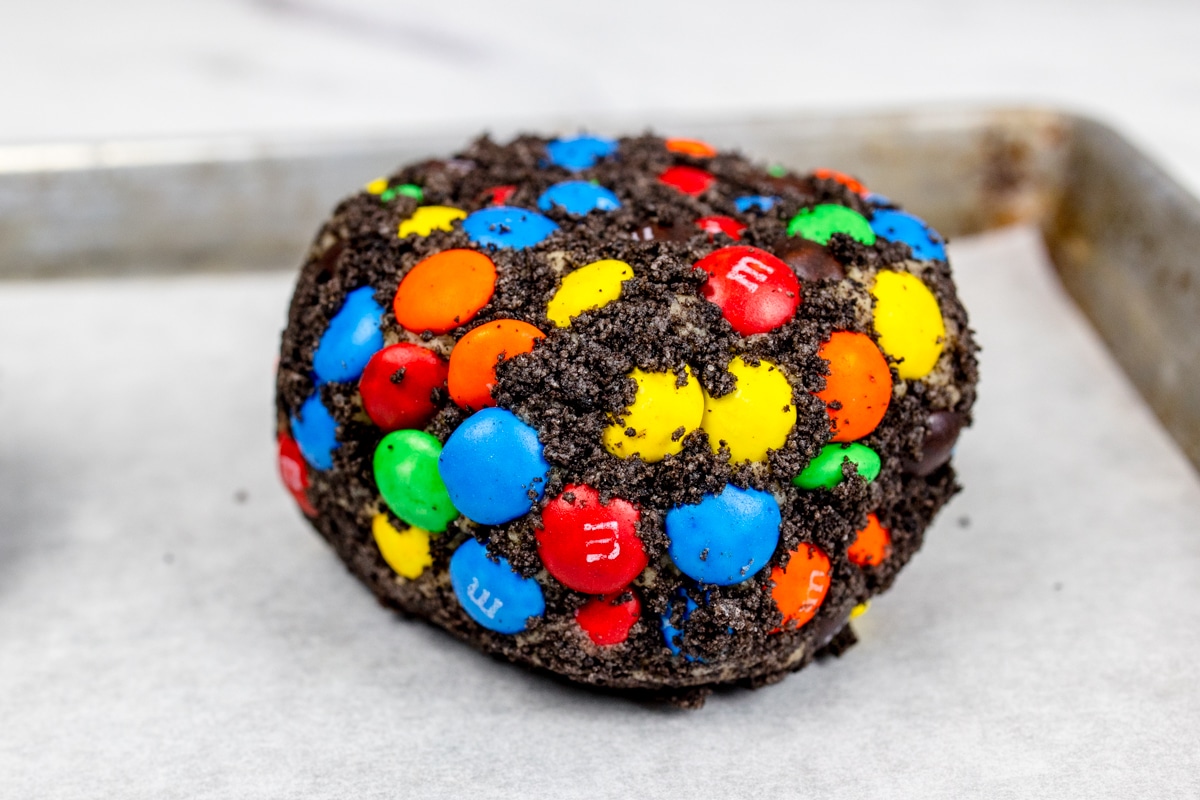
[1,105,1198,472]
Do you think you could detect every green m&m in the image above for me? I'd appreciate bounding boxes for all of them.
[380,183,424,204]
[373,430,457,532]
[793,442,881,490]
[787,204,876,245]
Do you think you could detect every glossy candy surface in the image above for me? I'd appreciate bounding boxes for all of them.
[545,135,617,171]
[439,408,550,525]
[372,514,432,580]
[734,195,777,213]
[870,209,946,261]
[871,269,946,380]
[277,434,316,515]
[576,593,640,646]
[848,513,891,566]
[602,367,704,462]
[693,245,800,335]
[358,343,447,431]
[816,331,893,442]
[450,538,545,634]
[787,204,876,245]
[462,206,559,249]
[701,357,796,463]
[770,543,831,629]
[398,206,466,238]
[665,138,716,157]
[665,485,781,586]
[695,215,746,241]
[448,319,545,410]
[537,181,621,215]
[393,249,496,334]
[290,393,338,471]
[906,411,964,476]
[658,165,715,196]
[794,442,881,490]
[546,259,633,327]
[373,430,458,532]
[536,484,646,594]
[312,286,384,384]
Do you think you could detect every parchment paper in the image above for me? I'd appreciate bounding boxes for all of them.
[1,227,1197,798]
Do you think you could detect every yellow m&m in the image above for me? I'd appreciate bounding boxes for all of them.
[871,270,946,380]
[546,259,634,327]
[372,514,433,580]
[701,357,796,463]
[603,367,703,462]
[398,206,466,238]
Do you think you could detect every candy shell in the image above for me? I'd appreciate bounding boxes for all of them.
[770,543,831,629]
[398,205,466,237]
[480,185,516,205]
[393,249,496,335]
[312,286,384,384]
[462,206,559,249]
[773,238,845,282]
[665,485,781,586]
[380,183,423,203]
[602,367,704,462]
[695,215,746,241]
[693,245,801,335]
[537,181,621,215]
[660,590,699,657]
[816,331,893,442]
[813,168,868,195]
[450,538,545,634]
[536,484,646,594]
[701,357,796,463]
[546,259,633,328]
[848,513,891,566]
[787,204,876,245]
[871,269,946,380]
[290,393,338,471]
[793,442,881,490]
[546,135,617,171]
[576,592,640,646]
[439,408,550,525]
[365,177,388,195]
[373,430,458,533]
[372,513,432,580]
[904,411,964,476]
[358,343,448,432]
[277,433,317,516]
[665,138,717,158]
[870,209,946,261]
[658,165,715,196]
[734,195,777,213]
[447,319,545,410]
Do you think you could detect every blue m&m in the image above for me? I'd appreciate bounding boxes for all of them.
[660,590,699,658]
[545,135,618,171]
[870,209,946,261]
[665,485,781,585]
[450,538,545,634]
[312,286,384,384]
[290,393,338,471]
[735,195,777,213]
[462,206,558,250]
[439,408,551,525]
[537,181,621,215]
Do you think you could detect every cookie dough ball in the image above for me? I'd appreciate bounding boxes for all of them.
[275,134,978,704]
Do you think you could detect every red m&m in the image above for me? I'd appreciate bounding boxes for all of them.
[695,215,746,241]
[693,245,801,335]
[576,592,641,646]
[659,165,715,196]
[359,343,448,432]
[278,434,317,516]
[536,484,646,594]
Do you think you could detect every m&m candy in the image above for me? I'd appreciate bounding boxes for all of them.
[871,269,946,380]
[788,204,876,245]
[734,195,777,213]
[660,590,699,658]
[693,246,800,336]
[290,393,339,471]
[439,408,550,525]
[695,215,746,241]
[602,367,704,462]
[701,357,796,463]
[450,538,545,634]
[545,259,633,328]
[312,286,384,384]
[447,320,545,410]
[277,433,317,516]
[905,411,964,476]
[462,206,559,249]
[393,249,497,335]
[536,484,646,594]
[576,592,640,646]
[659,165,715,196]
[373,430,458,532]
[665,138,717,158]
[848,513,891,567]
[770,544,831,629]
[665,485,781,586]
[398,206,466,238]
[359,343,448,431]
[545,135,617,171]
[372,513,433,580]
[794,443,881,490]
[816,331,893,442]
[537,181,621,215]
[870,209,947,261]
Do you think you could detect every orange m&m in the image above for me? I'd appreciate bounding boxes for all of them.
[813,168,868,196]
[394,249,497,335]
[848,513,891,566]
[448,319,545,410]
[770,543,831,630]
[816,331,893,442]
[666,138,717,158]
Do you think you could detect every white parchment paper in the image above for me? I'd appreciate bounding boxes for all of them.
[1,227,1197,798]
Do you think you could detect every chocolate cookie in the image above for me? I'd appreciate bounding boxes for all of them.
[275,134,978,705]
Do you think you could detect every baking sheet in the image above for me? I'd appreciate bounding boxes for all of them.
[1,227,1198,798]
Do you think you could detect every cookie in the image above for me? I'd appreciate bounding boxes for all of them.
[275,134,978,705]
